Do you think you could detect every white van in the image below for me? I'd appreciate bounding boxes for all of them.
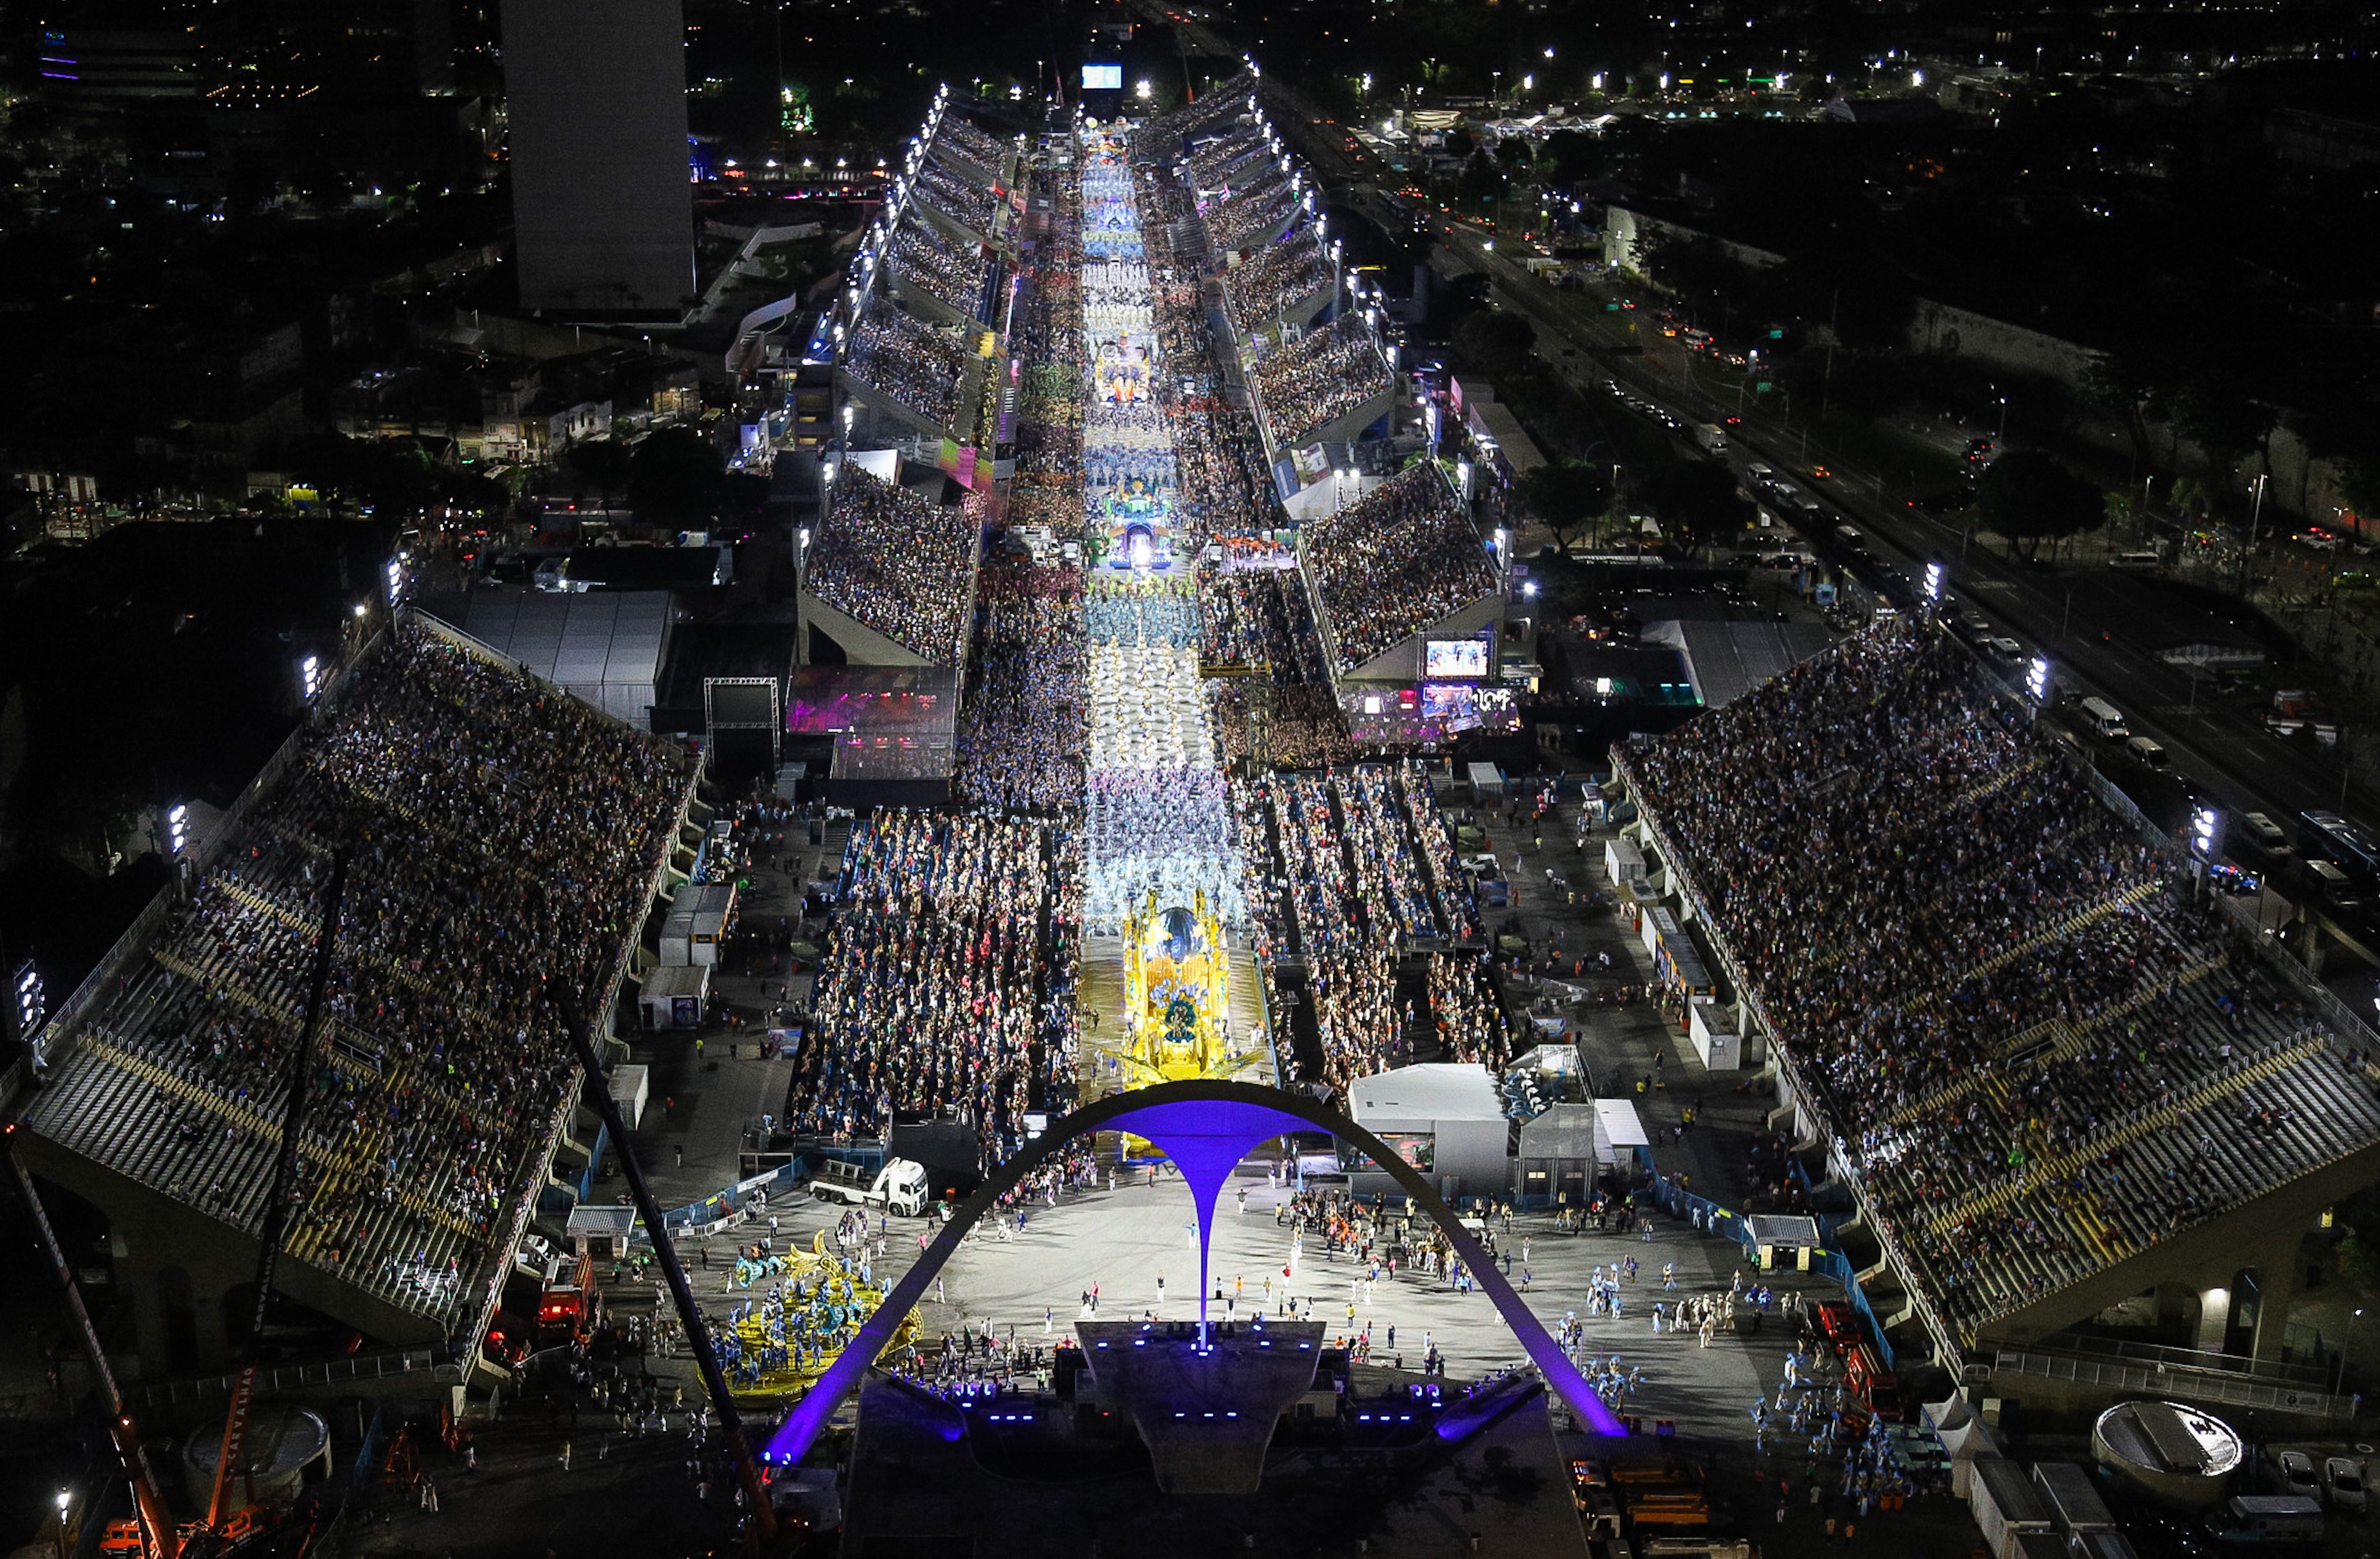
[2077,697,2130,740]
[2111,551,2162,571]
[2124,736,2171,769]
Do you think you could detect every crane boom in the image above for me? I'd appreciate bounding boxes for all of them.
[3,1126,180,1559]
[206,848,351,1538]
[547,989,782,1546]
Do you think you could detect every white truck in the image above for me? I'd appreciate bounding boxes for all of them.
[1696,423,1727,457]
[808,1156,931,1217]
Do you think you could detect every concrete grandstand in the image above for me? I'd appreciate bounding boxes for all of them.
[1610,618,2380,1407]
[15,616,697,1381]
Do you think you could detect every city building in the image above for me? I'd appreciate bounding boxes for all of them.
[500,0,694,316]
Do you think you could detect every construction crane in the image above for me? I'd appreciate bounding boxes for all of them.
[197,847,352,1555]
[4,1123,182,1559]
[548,989,786,1550]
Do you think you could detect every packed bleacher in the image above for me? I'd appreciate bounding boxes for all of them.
[1200,557,1354,768]
[1130,163,1280,541]
[1626,618,2380,1332]
[21,624,690,1332]
[809,465,978,663]
[1206,172,1298,252]
[1134,69,1255,153]
[954,559,1086,813]
[1248,316,1392,444]
[1187,129,1272,199]
[845,304,966,429]
[915,152,999,236]
[791,810,1079,1159]
[888,218,992,318]
[1301,463,1496,673]
[1219,233,1332,337]
[934,116,1012,174]
[1005,178,1086,537]
[1250,767,1507,1096]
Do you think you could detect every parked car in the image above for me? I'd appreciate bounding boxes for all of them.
[2324,1455,2366,1512]
[2272,1449,2320,1502]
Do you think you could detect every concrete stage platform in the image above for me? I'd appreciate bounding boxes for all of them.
[839,1342,1594,1559]
[1075,1318,1325,1492]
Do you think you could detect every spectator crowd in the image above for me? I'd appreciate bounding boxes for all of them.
[954,559,1086,813]
[845,304,965,430]
[791,810,1080,1159]
[1248,316,1392,444]
[32,625,691,1329]
[1303,464,1497,672]
[810,465,978,663]
[1628,620,2380,1329]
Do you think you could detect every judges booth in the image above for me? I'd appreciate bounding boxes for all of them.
[1513,1097,1651,1206]
[661,882,738,966]
[1602,835,1647,888]
[637,962,710,1029]
[1687,997,1743,1071]
[1742,1213,1821,1272]
[1638,905,1717,999]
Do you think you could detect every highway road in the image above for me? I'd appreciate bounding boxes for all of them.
[1130,0,2380,986]
[1434,224,2364,839]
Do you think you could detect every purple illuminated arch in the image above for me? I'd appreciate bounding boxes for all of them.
[764,1080,1628,1465]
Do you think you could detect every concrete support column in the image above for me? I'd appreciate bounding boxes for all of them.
[2194,1281,2234,1353]
[2250,1235,2306,1367]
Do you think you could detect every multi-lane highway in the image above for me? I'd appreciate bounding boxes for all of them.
[1436,224,2360,834]
[1134,0,2376,980]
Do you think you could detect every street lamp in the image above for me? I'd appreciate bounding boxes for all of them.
[2340,1307,2365,1398]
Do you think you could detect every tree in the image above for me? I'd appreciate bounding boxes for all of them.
[1975,450,2102,561]
[1642,460,1751,559]
[1512,462,1613,551]
[2086,335,2184,474]
[1537,129,1606,186]
[1456,149,1507,217]
[2175,372,2275,478]
[626,428,724,526]
[567,439,634,513]
[1454,309,1535,383]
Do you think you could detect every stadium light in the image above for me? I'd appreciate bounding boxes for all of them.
[298,654,322,702]
[164,803,189,858]
[1923,561,1944,601]
[11,957,42,1045]
[2025,654,2052,703]
[2191,806,2225,864]
[385,555,406,603]
[1136,79,1151,99]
